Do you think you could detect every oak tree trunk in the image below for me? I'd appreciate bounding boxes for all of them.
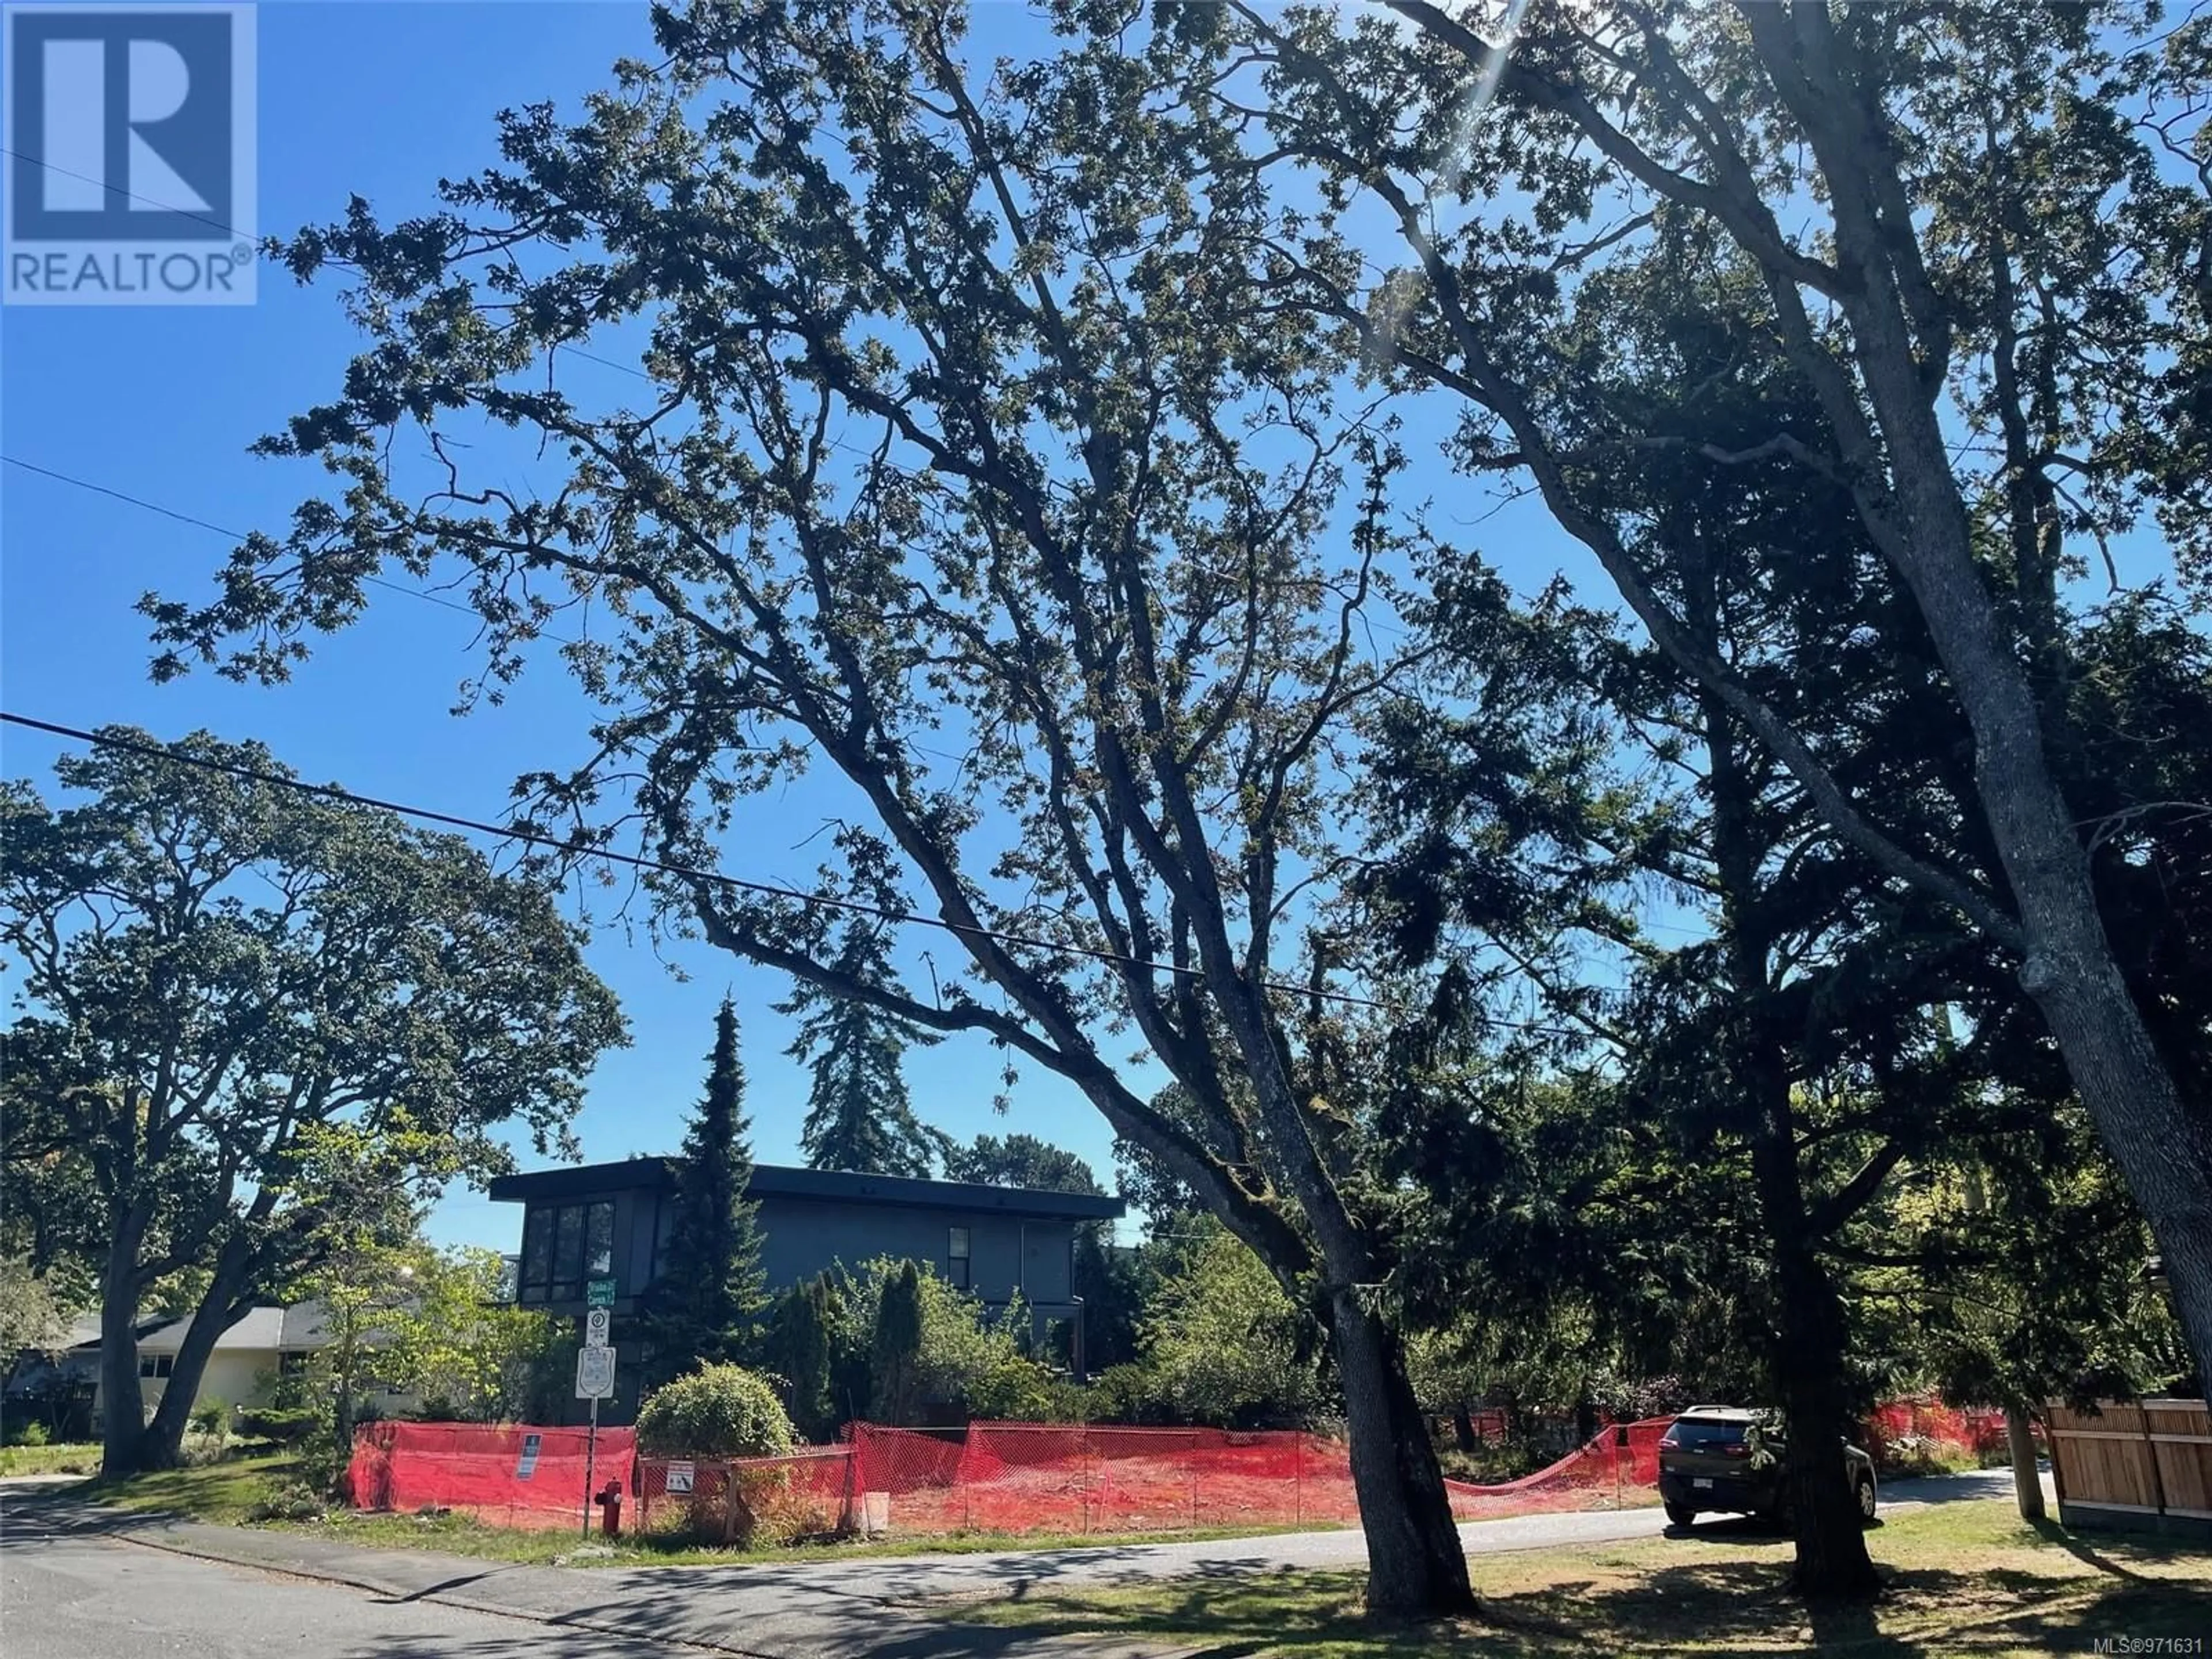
[1326,1289,1476,1618]
[96,1210,153,1477]
[137,1248,254,1471]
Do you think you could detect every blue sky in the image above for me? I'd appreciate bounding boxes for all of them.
[0,2,1616,1259]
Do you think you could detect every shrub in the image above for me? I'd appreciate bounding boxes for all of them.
[1085,1363,1173,1425]
[10,1421,52,1448]
[237,1406,319,1444]
[635,1363,793,1459]
[294,1430,351,1496]
[249,1482,329,1522]
[1142,1226,1325,1427]
[190,1397,230,1440]
[965,1357,1081,1423]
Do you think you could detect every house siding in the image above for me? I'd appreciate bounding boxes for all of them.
[493,1159,1121,1423]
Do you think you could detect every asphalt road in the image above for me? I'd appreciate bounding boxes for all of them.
[0,1469,2043,1659]
[0,1500,673,1659]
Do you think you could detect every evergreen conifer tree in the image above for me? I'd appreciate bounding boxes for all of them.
[868,1260,925,1426]
[779,926,946,1177]
[642,998,766,1387]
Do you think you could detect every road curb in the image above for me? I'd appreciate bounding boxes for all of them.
[110,1523,809,1655]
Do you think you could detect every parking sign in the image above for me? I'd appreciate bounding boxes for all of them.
[4,3,256,304]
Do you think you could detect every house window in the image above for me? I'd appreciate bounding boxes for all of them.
[139,1354,173,1379]
[948,1226,971,1290]
[651,1195,677,1285]
[585,1199,615,1278]
[520,1199,618,1303]
[279,1352,309,1378]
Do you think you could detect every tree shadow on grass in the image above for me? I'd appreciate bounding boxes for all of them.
[909,1549,2211,1659]
[1942,1577,2212,1654]
[2024,1516,2209,1580]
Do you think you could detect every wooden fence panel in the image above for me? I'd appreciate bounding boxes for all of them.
[2048,1398,2212,1532]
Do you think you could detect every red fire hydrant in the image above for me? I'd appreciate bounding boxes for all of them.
[597,1479,623,1537]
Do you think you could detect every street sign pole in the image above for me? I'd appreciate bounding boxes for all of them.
[582,1394,599,1539]
[575,1308,616,1537]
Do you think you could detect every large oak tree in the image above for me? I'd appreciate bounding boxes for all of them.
[0,729,624,1472]
[148,0,1475,1612]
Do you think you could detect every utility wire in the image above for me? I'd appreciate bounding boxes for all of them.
[1,453,579,645]
[0,146,247,240]
[4,711,1583,1035]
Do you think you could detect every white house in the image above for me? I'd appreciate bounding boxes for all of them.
[6,1303,406,1434]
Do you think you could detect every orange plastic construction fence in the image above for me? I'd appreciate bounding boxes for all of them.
[830,1417,1678,1535]
[1863,1397,2022,1464]
[354,1400,1987,1539]
[347,1421,636,1531]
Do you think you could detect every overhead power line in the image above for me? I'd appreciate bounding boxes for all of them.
[2,711,1581,1036]
[1,452,581,645]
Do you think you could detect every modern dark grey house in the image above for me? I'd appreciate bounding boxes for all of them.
[489,1158,1123,1418]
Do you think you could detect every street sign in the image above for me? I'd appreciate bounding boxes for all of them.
[586,1277,618,1308]
[516,1431,542,1480]
[575,1343,616,1400]
[584,1307,612,1347]
[665,1460,695,1495]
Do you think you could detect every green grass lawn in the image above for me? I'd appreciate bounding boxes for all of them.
[73,1450,1320,1570]
[0,1441,103,1478]
[940,1501,2212,1657]
[86,1450,303,1523]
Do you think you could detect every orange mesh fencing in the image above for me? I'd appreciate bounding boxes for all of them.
[1864,1397,2022,1467]
[353,1403,1982,1540]
[347,1421,635,1531]
[840,1417,1675,1536]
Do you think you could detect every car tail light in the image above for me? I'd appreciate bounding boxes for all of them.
[1719,1442,1750,1457]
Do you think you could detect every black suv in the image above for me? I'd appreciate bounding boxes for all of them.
[1657,1406,1877,1528]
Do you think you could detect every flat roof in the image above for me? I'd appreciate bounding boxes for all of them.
[488,1157,1124,1221]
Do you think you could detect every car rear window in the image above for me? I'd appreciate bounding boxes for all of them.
[1665,1419,1751,1447]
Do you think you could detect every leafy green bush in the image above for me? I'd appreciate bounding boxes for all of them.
[1084,1363,1173,1425]
[965,1357,1080,1423]
[1142,1225,1325,1427]
[635,1363,793,1459]
[9,1421,52,1448]
[190,1397,230,1440]
[237,1406,319,1444]
[249,1482,330,1522]
[294,1430,351,1496]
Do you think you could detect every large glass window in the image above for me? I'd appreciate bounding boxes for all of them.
[518,1199,616,1303]
[586,1200,615,1278]
[948,1225,971,1290]
[551,1204,585,1301]
[139,1354,173,1379]
[651,1195,677,1285]
[520,1207,554,1299]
